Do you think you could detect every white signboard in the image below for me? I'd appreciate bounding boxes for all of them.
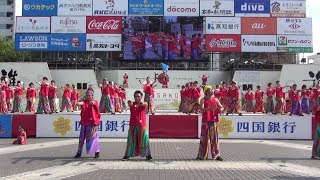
[215,115,312,139]
[51,16,86,33]
[270,0,306,18]
[16,17,51,33]
[277,17,312,35]
[93,0,128,16]
[242,35,277,52]
[86,34,122,51]
[126,88,181,110]
[58,0,93,16]
[205,17,241,34]
[277,35,313,53]
[200,0,234,17]
[36,114,149,138]
[164,0,199,16]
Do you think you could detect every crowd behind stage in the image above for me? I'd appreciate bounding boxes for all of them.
[1,73,319,117]
[180,78,319,116]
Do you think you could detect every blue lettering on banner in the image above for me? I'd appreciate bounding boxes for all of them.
[22,0,57,16]
[128,0,164,15]
[237,122,249,132]
[0,115,13,138]
[105,121,119,131]
[234,0,270,14]
[121,120,130,132]
[252,122,264,133]
[267,122,281,133]
[282,122,296,133]
[15,34,86,51]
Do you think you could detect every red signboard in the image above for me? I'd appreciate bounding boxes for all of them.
[12,115,36,138]
[242,17,277,35]
[86,16,122,34]
[205,34,241,52]
[149,115,198,138]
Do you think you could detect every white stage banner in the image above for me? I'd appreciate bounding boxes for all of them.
[51,16,86,33]
[36,114,149,138]
[16,17,51,33]
[205,115,312,139]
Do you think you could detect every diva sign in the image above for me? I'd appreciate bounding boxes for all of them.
[86,16,122,34]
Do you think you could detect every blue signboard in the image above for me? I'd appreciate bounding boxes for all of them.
[234,0,270,14]
[15,34,50,51]
[15,34,86,51]
[22,0,58,16]
[49,34,86,51]
[128,0,164,15]
[0,115,13,138]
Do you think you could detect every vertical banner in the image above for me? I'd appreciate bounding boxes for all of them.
[200,0,234,17]
[22,0,58,16]
[93,0,128,16]
[0,115,13,138]
[270,0,306,18]
[235,0,270,17]
[128,0,164,15]
[164,0,199,16]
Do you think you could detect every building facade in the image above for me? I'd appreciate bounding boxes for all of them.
[0,0,14,38]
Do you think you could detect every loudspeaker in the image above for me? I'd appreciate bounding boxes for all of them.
[83,83,87,89]
[77,83,82,90]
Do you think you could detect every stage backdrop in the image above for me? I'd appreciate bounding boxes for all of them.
[36,114,149,138]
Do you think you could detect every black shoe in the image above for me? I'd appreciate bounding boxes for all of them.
[289,114,293,116]
[195,157,204,160]
[122,156,129,161]
[146,156,153,161]
[74,154,81,158]
[215,156,224,161]
[226,113,229,116]
[238,113,242,116]
[94,152,100,159]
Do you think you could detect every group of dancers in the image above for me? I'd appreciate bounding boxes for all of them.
[179,79,320,116]
[128,32,203,60]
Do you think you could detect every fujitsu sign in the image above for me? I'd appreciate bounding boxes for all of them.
[86,16,122,34]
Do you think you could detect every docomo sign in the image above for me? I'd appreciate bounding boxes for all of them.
[86,16,122,34]
[205,34,241,52]
[242,17,277,35]
[164,0,199,16]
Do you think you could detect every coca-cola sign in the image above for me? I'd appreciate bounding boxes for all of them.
[86,16,122,34]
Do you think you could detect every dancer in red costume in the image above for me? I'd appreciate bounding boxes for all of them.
[139,77,156,114]
[254,85,264,113]
[11,81,25,113]
[123,72,129,88]
[245,88,254,112]
[36,77,51,114]
[25,83,36,113]
[265,83,275,114]
[274,81,286,115]
[12,126,26,145]
[0,78,9,114]
[226,81,242,116]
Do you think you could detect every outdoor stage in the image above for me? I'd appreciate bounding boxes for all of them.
[0,112,315,140]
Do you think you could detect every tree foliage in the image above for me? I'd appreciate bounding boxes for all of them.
[0,37,31,62]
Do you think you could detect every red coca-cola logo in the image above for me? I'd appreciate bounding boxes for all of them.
[86,16,122,34]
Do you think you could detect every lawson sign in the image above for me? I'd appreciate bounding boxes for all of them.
[15,34,86,51]
[235,0,270,17]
